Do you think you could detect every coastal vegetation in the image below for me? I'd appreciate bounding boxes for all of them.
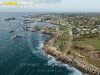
[53,26,69,52]
[22,13,100,75]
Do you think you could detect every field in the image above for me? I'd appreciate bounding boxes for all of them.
[74,38,100,50]
[73,37,100,67]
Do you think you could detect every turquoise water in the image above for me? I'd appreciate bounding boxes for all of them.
[0,12,83,75]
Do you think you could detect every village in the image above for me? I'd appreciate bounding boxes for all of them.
[20,13,100,75]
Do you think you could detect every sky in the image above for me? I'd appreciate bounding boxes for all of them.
[0,0,100,12]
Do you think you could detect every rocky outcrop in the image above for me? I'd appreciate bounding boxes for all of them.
[22,27,36,32]
[42,33,100,75]
[2,17,15,21]
[12,35,21,39]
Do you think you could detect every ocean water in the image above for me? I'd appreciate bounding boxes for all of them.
[0,12,83,75]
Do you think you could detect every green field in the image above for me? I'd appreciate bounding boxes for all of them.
[53,26,69,52]
[74,38,100,50]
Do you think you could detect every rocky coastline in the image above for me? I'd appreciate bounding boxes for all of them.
[22,26,100,75]
[42,32,100,75]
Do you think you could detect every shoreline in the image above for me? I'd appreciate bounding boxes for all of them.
[22,25,100,75]
[42,32,100,75]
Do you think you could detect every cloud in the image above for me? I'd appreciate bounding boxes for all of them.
[27,0,62,3]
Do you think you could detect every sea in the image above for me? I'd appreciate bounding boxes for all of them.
[0,12,83,75]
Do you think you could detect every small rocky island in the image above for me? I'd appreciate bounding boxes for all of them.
[2,17,15,21]
[22,27,36,32]
[21,19,34,24]
[12,35,21,39]
[9,30,14,33]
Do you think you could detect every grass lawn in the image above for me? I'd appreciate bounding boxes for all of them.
[74,38,100,50]
[58,26,68,31]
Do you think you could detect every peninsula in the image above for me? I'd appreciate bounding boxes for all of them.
[23,13,100,75]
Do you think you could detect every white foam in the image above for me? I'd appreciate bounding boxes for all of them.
[30,33,84,75]
[47,56,84,75]
[31,40,85,75]
[35,40,83,75]
[47,56,57,65]
[38,41,43,48]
